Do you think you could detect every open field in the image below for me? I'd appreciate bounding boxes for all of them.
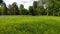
[0,16,60,34]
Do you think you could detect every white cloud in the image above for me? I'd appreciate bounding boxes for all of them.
[3,0,35,9]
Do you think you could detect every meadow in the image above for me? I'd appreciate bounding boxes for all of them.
[0,15,60,34]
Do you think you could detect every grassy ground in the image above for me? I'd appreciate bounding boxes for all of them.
[0,15,60,34]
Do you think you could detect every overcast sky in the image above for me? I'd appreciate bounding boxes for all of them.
[3,0,36,9]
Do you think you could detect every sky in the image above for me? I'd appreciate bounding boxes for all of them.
[3,0,36,9]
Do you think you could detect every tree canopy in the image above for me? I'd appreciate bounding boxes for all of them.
[0,0,3,3]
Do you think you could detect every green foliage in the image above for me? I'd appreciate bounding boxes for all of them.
[45,0,60,16]
[19,4,29,15]
[8,4,14,15]
[0,2,7,15]
[33,1,37,8]
[0,0,60,16]
[33,1,38,16]
[12,2,19,15]
[36,6,46,15]
[29,6,34,15]
[8,2,19,15]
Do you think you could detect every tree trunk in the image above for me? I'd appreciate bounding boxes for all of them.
[47,12,49,16]
[47,9,49,16]
[53,11,54,16]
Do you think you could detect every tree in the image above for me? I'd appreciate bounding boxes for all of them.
[2,2,7,15]
[19,4,29,15]
[12,2,19,15]
[33,1,37,8]
[33,1,38,16]
[19,4,24,15]
[0,2,7,15]
[29,6,34,15]
[37,6,46,15]
[0,0,3,3]
[44,0,60,16]
[48,0,57,16]
[8,4,13,15]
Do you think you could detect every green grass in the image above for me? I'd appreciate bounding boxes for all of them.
[0,15,60,34]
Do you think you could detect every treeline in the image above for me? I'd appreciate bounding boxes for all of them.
[0,0,60,16]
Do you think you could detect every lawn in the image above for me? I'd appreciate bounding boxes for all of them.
[0,15,60,34]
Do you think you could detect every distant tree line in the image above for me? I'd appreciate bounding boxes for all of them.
[0,0,60,16]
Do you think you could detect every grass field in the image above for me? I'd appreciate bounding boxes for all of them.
[0,15,60,34]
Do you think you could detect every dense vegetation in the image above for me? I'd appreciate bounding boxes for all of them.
[0,0,60,16]
[0,16,60,34]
